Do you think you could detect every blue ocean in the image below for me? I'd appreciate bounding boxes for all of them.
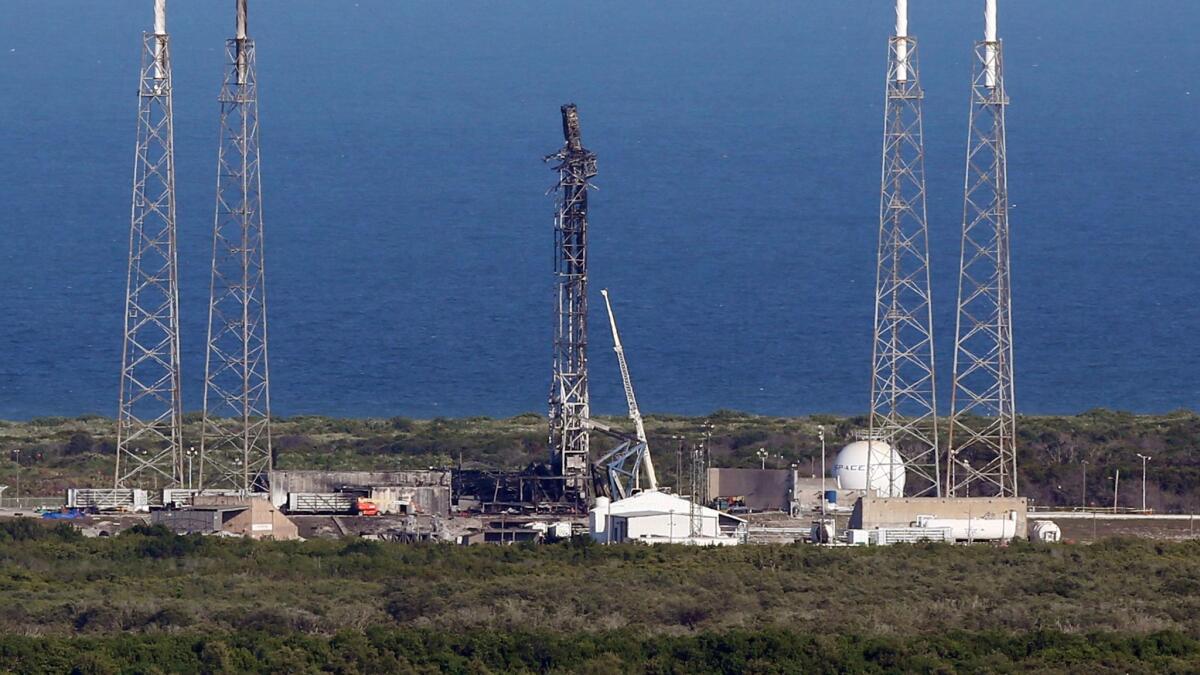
[0,1,1196,420]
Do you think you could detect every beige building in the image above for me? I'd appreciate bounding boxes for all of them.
[153,495,299,541]
[850,496,1028,539]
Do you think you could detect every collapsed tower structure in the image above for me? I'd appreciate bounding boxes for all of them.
[200,0,273,493]
[546,104,597,507]
[947,0,1018,497]
[115,0,184,490]
[867,0,941,497]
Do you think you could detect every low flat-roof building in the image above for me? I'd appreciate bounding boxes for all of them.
[589,491,746,545]
[152,495,299,540]
[268,470,451,515]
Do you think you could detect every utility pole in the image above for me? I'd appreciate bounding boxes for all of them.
[672,435,683,491]
[546,103,596,508]
[947,0,1018,498]
[868,0,941,498]
[200,0,273,493]
[115,0,184,491]
[1081,459,1088,508]
[1136,453,1151,512]
[1112,470,1120,513]
[819,425,826,517]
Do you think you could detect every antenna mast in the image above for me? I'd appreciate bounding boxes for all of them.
[867,0,941,497]
[546,104,596,507]
[947,0,1018,497]
[115,0,184,490]
[200,0,273,492]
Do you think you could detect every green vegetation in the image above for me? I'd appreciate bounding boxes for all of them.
[3,525,1200,671]
[2,409,1198,511]
[3,628,1200,674]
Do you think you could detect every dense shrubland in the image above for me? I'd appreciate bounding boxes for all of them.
[0,525,1199,631]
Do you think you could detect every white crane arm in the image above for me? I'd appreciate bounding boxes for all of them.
[600,289,657,491]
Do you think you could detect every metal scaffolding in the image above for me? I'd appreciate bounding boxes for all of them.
[115,0,184,490]
[867,8,941,497]
[546,103,596,507]
[200,0,272,493]
[947,1,1017,497]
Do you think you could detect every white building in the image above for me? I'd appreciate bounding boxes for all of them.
[589,491,746,546]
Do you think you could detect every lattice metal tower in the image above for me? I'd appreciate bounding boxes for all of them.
[947,0,1017,497]
[115,0,184,490]
[200,0,272,493]
[546,104,596,506]
[867,0,941,497]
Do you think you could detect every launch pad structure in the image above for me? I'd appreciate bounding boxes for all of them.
[546,104,597,508]
[95,2,1029,514]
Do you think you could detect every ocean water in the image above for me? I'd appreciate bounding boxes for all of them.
[0,1,1196,420]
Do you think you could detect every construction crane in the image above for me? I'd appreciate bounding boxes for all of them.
[600,289,657,492]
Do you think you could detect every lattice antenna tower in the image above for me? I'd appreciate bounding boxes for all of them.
[946,0,1017,497]
[545,103,597,506]
[115,0,184,490]
[867,0,941,497]
[200,0,272,492]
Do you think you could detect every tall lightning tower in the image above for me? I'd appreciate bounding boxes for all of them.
[867,0,941,497]
[115,0,184,490]
[546,104,596,507]
[947,0,1017,497]
[200,0,272,493]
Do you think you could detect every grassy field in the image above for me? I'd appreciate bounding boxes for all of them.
[2,522,1200,672]
[1,409,1198,512]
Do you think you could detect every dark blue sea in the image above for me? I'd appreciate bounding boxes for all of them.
[0,1,1197,420]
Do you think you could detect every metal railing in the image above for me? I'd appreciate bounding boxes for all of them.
[1,497,65,510]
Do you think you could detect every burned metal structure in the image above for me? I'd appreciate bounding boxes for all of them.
[546,104,597,508]
[867,0,941,497]
[115,0,184,490]
[947,0,1018,497]
[200,0,273,493]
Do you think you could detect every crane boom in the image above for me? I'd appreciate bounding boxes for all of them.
[600,289,657,491]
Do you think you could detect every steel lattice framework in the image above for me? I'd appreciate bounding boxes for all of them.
[115,3,184,490]
[200,1,272,493]
[867,34,941,497]
[946,36,1017,497]
[546,104,596,506]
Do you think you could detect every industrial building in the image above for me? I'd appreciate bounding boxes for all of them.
[151,495,298,540]
[707,467,862,515]
[850,496,1027,542]
[268,470,451,516]
[589,491,746,545]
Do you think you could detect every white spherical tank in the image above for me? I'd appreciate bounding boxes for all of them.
[831,440,906,497]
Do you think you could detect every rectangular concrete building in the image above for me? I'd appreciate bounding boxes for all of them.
[268,470,451,515]
[850,496,1028,538]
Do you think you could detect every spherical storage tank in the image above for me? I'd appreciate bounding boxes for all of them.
[831,440,906,497]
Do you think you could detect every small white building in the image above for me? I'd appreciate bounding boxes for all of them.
[589,491,746,546]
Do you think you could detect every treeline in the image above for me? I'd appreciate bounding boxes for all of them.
[1,628,1198,674]
[2,409,1199,510]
